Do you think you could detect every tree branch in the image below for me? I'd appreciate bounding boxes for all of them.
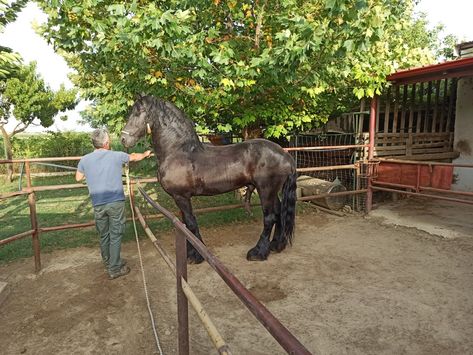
[254,0,268,50]
[11,121,29,136]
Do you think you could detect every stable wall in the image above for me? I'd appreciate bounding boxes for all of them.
[453,76,473,191]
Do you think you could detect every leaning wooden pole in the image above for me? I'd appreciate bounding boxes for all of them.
[133,203,231,354]
[181,278,232,355]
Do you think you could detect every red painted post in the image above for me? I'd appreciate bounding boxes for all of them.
[366,96,377,213]
[175,228,189,355]
[416,165,421,192]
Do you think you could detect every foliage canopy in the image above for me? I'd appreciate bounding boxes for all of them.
[0,0,28,79]
[38,0,441,137]
[1,62,78,131]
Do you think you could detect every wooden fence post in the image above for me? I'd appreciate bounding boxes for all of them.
[25,161,41,272]
[175,228,189,355]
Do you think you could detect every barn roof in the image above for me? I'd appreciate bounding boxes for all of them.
[387,56,473,85]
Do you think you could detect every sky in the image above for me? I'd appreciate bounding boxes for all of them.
[1,0,473,133]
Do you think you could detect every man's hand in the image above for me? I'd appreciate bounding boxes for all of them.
[75,170,85,182]
[129,150,153,162]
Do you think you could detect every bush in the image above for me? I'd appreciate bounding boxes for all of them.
[1,131,156,176]
[1,132,92,174]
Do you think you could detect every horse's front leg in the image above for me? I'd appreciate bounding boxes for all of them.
[247,188,277,261]
[172,195,205,264]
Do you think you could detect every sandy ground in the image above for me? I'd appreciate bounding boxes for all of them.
[1,199,472,355]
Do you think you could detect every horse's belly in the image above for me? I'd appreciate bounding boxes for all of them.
[160,164,248,196]
[193,172,249,195]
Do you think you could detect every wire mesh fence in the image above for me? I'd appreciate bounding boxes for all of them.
[289,133,368,212]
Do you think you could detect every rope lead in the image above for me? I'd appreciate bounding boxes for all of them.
[126,164,164,355]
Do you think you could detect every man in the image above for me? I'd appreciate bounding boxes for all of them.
[76,129,151,280]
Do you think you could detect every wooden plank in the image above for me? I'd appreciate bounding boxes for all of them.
[446,78,456,132]
[375,144,406,151]
[432,80,440,133]
[375,132,407,138]
[398,151,460,161]
[374,142,449,151]
[383,87,391,143]
[439,79,448,132]
[400,85,408,133]
[407,83,416,156]
[376,139,410,145]
[411,147,453,154]
[374,151,459,160]
[392,85,400,134]
[424,81,432,133]
[376,95,380,132]
[411,142,451,149]
[376,132,450,138]
[416,82,424,133]
[414,133,451,139]
[374,149,408,156]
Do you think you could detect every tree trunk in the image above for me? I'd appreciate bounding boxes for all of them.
[0,125,14,182]
[242,126,263,141]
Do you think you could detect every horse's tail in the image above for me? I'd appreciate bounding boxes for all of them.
[280,168,297,246]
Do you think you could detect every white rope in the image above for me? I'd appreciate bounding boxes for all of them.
[125,165,164,355]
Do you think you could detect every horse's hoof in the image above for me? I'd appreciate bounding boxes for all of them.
[246,248,268,261]
[269,240,286,253]
[187,250,205,264]
[187,256,204,264]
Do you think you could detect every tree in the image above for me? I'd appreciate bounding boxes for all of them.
[37,0,439,138]
[0,0,28,79]
[0,62,77,181]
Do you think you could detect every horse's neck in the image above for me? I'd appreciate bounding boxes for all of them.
[151,107,203,159]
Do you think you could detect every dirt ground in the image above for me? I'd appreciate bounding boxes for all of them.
[1,198,472,355]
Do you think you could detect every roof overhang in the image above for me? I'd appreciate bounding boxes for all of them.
[387,56,473,85]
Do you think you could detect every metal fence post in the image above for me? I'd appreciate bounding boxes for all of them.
[175,228,189,355]
[25,161,41,272]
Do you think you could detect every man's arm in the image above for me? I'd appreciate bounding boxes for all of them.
[75,170,85,182]
[129,150,152,162]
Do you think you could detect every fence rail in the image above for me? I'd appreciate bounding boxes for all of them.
[137,184,311,354]
[1,147,368,272]
[371,158,473,205]
[1,147,369,353]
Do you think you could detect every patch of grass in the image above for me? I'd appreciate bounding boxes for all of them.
[2,175,304,264]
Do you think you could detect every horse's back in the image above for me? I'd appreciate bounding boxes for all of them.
[205,138,292,163]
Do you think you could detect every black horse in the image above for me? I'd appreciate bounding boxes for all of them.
[121,95,296,264]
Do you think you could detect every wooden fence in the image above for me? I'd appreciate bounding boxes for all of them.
[335,79,459,161]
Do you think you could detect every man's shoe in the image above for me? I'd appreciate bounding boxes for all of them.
[104,259,127,272]
[108,265,131,280]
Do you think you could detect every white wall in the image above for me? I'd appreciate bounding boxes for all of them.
[452,76,473,191]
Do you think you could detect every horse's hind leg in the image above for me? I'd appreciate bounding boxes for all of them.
[244,184,255,215]
[269,197,287,253]
[247,187,277,261]
[172,195,205,264]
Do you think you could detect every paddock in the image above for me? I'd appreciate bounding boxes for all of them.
[1,198,472,354]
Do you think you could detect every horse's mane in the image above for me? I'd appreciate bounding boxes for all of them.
[145,96,203,152]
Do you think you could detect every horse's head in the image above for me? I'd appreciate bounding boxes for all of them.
[121,95,152,148]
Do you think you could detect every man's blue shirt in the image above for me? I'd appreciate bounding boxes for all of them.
[77,150,129,207]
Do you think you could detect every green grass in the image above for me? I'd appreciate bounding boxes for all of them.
[1,174,281,264]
